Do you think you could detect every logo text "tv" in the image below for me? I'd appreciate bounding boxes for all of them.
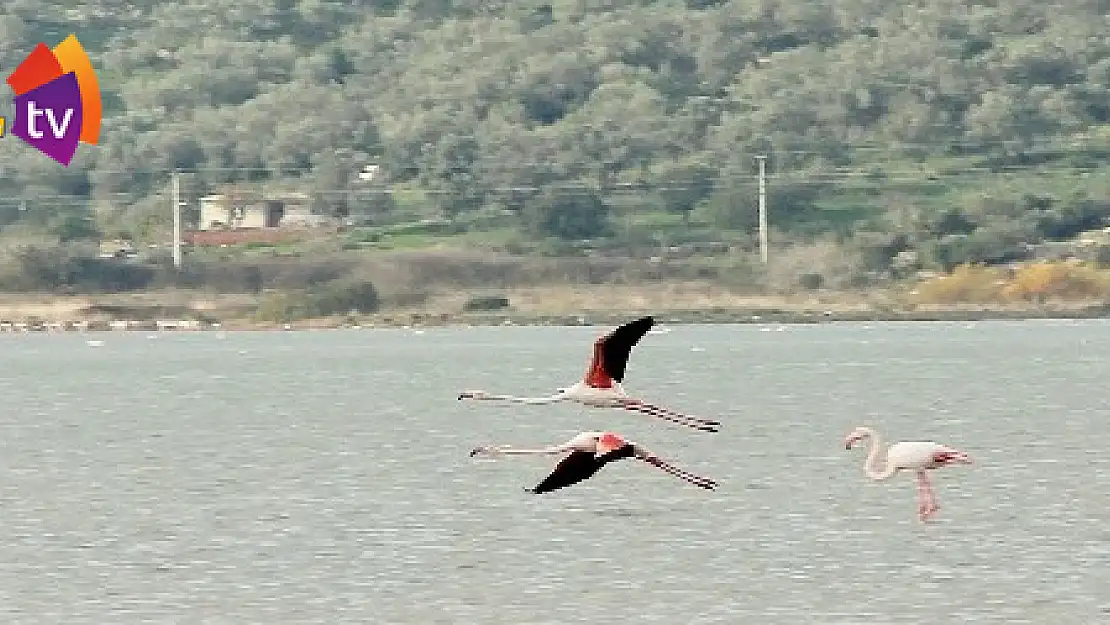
[26,102,75,140]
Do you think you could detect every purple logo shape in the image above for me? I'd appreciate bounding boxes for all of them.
[12,72,83,166]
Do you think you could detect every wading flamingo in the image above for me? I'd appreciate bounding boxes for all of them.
[470,431,718,494]
[844,426,973,522]
[458,316,722,433]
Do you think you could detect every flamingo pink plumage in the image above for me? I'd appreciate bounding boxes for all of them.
[844,426,973,522]
[470,430,718,494]
[458,316,721,433]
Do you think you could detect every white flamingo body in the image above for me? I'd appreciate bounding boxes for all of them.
[845,426,973,522]
[885,441,963,471]
[458,316,721,433]
[557,381,630,406]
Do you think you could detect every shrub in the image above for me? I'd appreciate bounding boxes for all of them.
[913,260,1110,306]
[798,273,825,290]
[464,294,510,311]
[310,279,381,315]
[253,279,381,322]
[0,243,156,293]
[1001,262,1110,301]
[254,292,311,323]
[912,264,1007,305]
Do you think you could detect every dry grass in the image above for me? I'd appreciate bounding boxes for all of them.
[0,283,880,323]
[911,264,1010,305]
[1002,261,1110,300]
[0,291,258,321]
[0,294,94,319]
[762,238,865,291]
[417,282,882,315]
[912,261,1110,306]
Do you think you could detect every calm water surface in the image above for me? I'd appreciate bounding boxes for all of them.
[1,320,1109,624]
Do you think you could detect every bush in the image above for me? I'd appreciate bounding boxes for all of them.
[0,243,156,293]
[254,292,310,323]
[798,273,824,290]
[913,261,1110,306]
[253,278,382,322]
[310,279,381,315]
[1001,262,1110,301]
[912,264,1008,305]
[464,294,510,311]
[523,189,612,241]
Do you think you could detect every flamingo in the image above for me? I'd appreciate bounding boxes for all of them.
[457,316,722,433]
[470,431,718,494]
[844,426,973,522]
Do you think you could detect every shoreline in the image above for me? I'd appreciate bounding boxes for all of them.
[3,282,1110,331]
[2,302,1109,332]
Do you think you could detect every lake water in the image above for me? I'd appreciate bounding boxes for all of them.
[0,320,1108,624]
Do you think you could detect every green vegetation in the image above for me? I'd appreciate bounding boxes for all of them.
[4,0,1110,311]
[254,278,381,323]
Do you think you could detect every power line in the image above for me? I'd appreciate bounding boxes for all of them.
[4,167,1103,194]
[18,148,1109,178]
[2,167,1107,206]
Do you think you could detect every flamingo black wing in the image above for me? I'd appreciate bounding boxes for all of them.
[529,451,604,494]
[528,446,636,494]
[600,315,654,383]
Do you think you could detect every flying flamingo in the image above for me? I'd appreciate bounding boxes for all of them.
[844,426,973,522]
[457,315,721,433]
[470,431,718,494]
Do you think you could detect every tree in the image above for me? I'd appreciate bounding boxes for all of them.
[524,188,612,240]
[2,0,1110,278]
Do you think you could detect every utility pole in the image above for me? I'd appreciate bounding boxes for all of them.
[754,155,768,264]
[171,170,182,269]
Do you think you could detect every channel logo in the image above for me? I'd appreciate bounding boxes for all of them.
[1,35,101,166]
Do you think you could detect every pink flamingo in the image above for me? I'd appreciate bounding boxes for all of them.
[470,431,718,494]
[844,426,973,522]
[458,316,721,433]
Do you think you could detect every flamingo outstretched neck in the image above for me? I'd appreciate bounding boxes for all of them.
[457,390,566,405]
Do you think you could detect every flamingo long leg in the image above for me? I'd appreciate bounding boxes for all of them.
[922,472,939,516]
[915,471,939,521]
[915,473,925,519]
[632,400,722,430]
[640,456,718,490]
[619,401,716,432]
[618,399,721,433]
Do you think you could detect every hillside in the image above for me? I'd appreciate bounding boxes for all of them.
[3,0,1110,301]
